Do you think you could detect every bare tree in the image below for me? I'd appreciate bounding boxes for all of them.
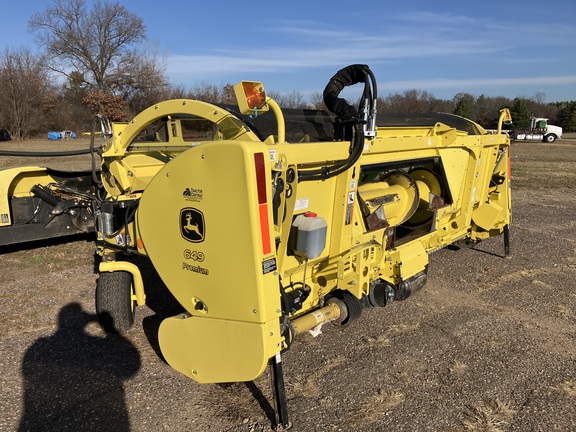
[29,0,144,91]
[54,71,93,132]
[123,46,171,114]
[268,90,309,109]
[29,0,168,118]
[378,89,445,114]
[526,92,559,120]
[309,92,326,110]
[221,84,237,106]
[0,48,52,139]
[187,82,226,104]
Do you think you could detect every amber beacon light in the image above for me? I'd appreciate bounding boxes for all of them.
[234,81,269,115]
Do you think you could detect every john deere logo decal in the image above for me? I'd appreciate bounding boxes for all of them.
[180,208,205,243]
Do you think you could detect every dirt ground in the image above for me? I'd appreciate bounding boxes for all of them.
[1,134,575,431]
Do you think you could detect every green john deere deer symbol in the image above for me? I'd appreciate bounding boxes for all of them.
[180,208,205,243]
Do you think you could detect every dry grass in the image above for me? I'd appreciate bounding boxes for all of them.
[555,305,572,319]
[199,381,272,425]
[449,360,469,376]
[287,356,347,398]
[363,334,391,347]
[0,238,95,283]
[551,380,576,397]
[458,399,514,432]
[511,138,576,190]
[346,388,405,426]
[387,322,420,334]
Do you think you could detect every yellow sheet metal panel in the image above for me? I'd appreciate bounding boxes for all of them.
[137,140,281,324]
[0,167,54,226]
[438,147,472,209]
[159,313,281,383]
[472,200,505,231]
[104,153,170,194]
[386,240,428,282]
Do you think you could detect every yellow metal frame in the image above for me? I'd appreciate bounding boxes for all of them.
[112,98,511,383]
[99,261,146,306]
[0,83,507,385]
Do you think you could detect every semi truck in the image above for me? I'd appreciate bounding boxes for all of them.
[511,117,562,142]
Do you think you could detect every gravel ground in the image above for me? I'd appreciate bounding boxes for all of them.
[1,136,575,431]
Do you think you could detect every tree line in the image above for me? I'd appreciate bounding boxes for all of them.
[1,0,575,140]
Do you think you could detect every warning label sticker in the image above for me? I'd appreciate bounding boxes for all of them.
[345,192,355,225]
[262,258,277,274]
[294,197,309,211]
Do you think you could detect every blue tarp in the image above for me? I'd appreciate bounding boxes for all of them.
[47,131,77,140]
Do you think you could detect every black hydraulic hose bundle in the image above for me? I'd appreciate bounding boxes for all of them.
[296,123,363,183]
[323,64,371,119]
[0,118,103,169]
[0,148,93,157]
[298,64,377,182]
[0,118,104,191]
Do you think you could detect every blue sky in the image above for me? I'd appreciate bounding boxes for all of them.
[3,0,576,103]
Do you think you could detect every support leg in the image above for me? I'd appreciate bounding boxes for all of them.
[270,352,291,430]
[504,224,511,258]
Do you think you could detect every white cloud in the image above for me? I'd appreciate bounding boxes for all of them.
[164,12,575,101]
[167,37,502,82]
[381,76,576,91]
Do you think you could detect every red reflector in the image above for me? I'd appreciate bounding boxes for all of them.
[254,152,271,254]
[254,152,267,204]
[259,204,272,255]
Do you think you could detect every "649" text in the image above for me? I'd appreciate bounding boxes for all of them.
[184,249,205,262]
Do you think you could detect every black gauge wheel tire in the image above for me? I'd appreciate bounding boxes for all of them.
[96,271,135,333]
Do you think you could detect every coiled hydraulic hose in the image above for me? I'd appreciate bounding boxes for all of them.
[298,64,377,182]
